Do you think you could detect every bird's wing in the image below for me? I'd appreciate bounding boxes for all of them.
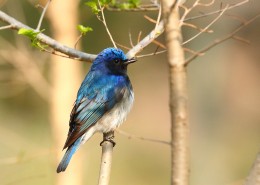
[63,80,126,149]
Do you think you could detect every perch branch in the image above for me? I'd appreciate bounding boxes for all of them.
[244,151,260,185]
[98,132,114,185]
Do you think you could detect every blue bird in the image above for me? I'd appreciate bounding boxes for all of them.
[57,48,136,173]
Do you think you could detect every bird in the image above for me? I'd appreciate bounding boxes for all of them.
[56,48,136,173]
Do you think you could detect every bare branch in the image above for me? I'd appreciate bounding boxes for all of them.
[155,4,162,30]
[232,35,250,44]
[0,24,12,30]
[184,0,249,22]
[137,31,142,43]
[97,0,117,48]
[98,132,114,185]
[162,0,190,184]
[116,129,170,145]
[182,22,213,33]
[128,31,134,47]
[36,0,51,31]
[144,15,157,24]
[136,49,167,58]
[185,13,260,65]
[245,152,260,185]
[182,5,229,45]
[126,20,164,58]
[0,11,97,62]
[152,39,166,49]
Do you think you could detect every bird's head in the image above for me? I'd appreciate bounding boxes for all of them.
[91,48,136,75]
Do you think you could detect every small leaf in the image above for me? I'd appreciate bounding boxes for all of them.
[77,25,93,35]
[128,0,140,7]
[85,1,99,14]
[18,28,38,40]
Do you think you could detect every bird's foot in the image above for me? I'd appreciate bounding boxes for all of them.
[100,132,116,147]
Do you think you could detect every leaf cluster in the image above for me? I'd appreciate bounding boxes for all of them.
[18,28,47,49]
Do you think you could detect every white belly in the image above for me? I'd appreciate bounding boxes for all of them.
[81,89,134,144]
[95,89,134,133]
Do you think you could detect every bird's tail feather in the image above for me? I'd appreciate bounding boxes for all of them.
[56,137,81,173]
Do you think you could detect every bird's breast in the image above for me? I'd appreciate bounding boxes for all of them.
[95,88,134,133]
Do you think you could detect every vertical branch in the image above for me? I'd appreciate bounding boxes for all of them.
[244,152,260,185]
[98,132,114,185]
[161,1,189,185]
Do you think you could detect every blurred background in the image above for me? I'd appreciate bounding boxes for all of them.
[0,0,260,185]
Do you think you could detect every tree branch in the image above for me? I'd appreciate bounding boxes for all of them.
[116,129,170,145]
[97,0,117,48]
[184,0,249,22]
[98,132,114,185]
[244,151,260,185]
[0,11,97,62]
[185,13,260,65]
[126,20,164,58]
[36,0,51,31]
[162,0,190,184]
[182,5,229,45]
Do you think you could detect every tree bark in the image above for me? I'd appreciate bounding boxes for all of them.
[47,0,83,185]
[161,1,190,185]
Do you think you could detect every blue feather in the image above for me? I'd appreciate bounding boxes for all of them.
[56,136,82,173]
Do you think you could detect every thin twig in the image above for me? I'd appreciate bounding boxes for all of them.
[137,31,142,43]
[116,129,170,145]
[126,20,164,58]
[36,0,51,31]
[182,22,213,33]
[128,31,134,47]
[136,49,167,58]
[232,35,250,45]
[74,34,83,49]
[185,13,260,65]
[182,5,229,45]
[0,24,12,30]
[184,0,249,22]
[152,39,166,49]
[97,0,117,48]
[155,4,162,30]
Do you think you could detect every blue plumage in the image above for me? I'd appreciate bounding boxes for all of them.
[57,48,136,173]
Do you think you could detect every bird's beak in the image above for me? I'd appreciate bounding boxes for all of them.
[124,58,137,65]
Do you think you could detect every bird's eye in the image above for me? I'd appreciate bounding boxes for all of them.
[114,59,120,64]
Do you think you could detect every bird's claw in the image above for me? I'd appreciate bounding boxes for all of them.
[100,138,116,147]
[100,133,116,147]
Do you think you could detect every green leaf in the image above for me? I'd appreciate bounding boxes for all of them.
[18,28,46,50]
[128,0,140,7]
[18,28,39,40]
[85,1,99,14]
[77,25,93,35]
